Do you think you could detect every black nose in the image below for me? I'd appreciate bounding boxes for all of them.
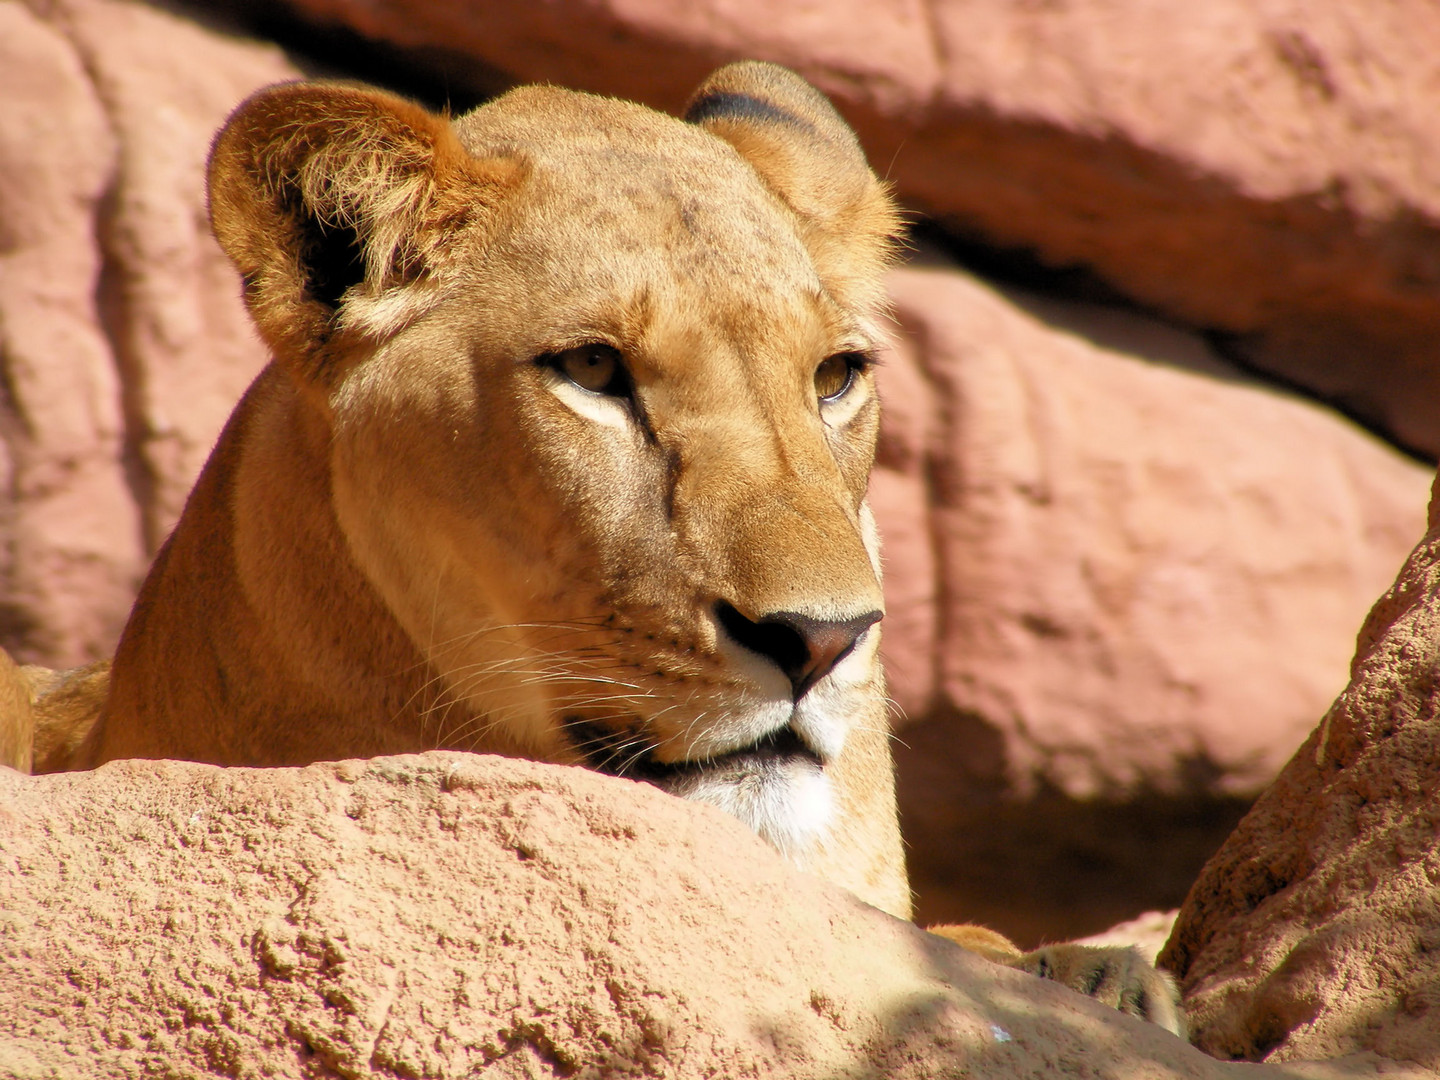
[715,602,882,700]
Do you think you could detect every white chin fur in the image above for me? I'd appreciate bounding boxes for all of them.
[668,758,835,861]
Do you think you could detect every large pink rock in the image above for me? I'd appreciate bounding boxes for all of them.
[252,0,1440,455]
[0,749,1428,1078]
[48,0,295,548]
[874,264,1431,942]
[876,264,1429,798]
[0,0,293,667]
[1160,476,1440,1066]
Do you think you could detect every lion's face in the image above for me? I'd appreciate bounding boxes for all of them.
[207,66,900,858]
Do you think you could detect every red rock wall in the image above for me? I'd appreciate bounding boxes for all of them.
[0,0,293,666]
[871,264,1427,941]
[875,266,1425,802]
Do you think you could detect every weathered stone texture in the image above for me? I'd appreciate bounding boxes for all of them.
[0,2,140,667]
[872,263,1430,942]
[0,750,1427,1079]
[0,0,293,667]
[876,264,1429,803]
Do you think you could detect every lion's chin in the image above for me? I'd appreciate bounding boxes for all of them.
[574,723,835,858]
[658,744,834,859]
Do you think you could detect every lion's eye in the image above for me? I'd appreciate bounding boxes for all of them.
[815,353,864,402]
[547,344,628,396]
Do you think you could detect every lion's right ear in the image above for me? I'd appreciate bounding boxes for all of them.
[208,82,523,385]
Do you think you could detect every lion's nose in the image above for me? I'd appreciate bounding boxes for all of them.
[715,602,881,700]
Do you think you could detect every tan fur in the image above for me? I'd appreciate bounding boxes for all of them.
[0,649,33,773]
[6,63,1181,1033]
[26,661,111,773]
[0,657,109,775]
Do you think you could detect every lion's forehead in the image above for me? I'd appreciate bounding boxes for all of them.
[454,88,824,297]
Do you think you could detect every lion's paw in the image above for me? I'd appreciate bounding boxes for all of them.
[1017,943,1187,1038]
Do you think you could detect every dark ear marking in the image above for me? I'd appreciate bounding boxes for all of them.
[684,91,816,136]
[297,206,365,310]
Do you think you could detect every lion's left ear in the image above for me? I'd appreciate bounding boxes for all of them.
[685,62,901,313]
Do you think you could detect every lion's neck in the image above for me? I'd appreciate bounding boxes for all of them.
[92,366,481,767]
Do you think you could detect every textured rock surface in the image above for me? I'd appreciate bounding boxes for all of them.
[0,0,292,667]
[1161,475,1440,1066]
[225,0,1440,456]
[0,1,142,667]
[874,264,1430,941]
[0,750,1427,1079]
[53,0,293,548]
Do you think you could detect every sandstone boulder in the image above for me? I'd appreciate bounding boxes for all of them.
[0,750,1426,1078]
[1161,475,1440,1067]
[234,0,1440,456]
[0,0,293,667]
[873,264,1430,942]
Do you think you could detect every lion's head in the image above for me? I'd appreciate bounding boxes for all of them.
[97,62,907,915]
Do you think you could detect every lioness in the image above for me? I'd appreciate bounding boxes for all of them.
[5,62,1181,1034]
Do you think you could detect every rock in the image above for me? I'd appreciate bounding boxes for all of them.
[877,263,1429,799]
[889,1,1440,460]
[874,264,1431,944]
[239,0,1440,456]
[0,0,294,667]
[50,0,295,548]
[0,2,140,668]
[1160,474,1440,1066]
[0,749,1424,1078]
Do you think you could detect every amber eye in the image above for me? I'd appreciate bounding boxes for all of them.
[815,353,861,402]
[547,343,628,396]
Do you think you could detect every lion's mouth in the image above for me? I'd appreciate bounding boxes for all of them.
[567,719,822,788]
